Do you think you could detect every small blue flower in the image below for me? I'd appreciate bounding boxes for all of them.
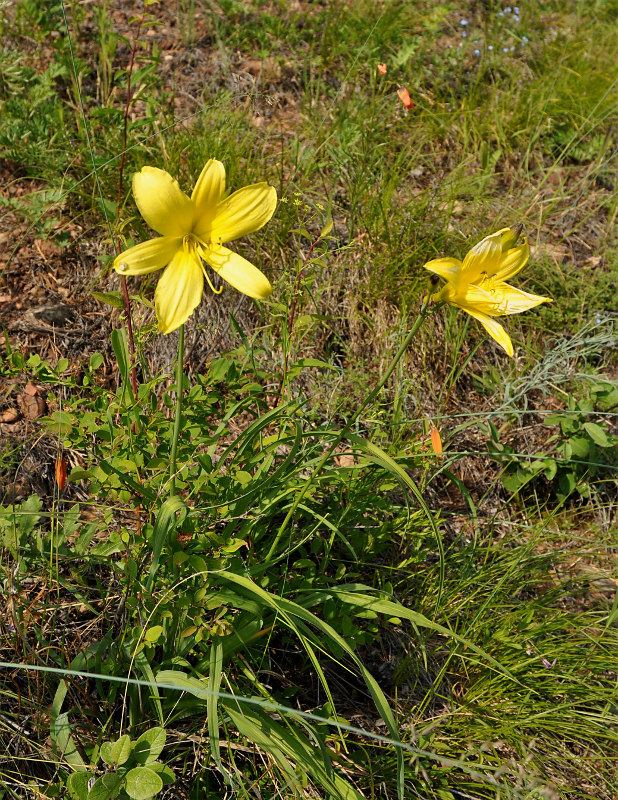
[474,49,481,56]
[488,44,494,50]
[522,35,529,43]
[462,30,467,37]
[505,6,512,12]
[514,6,520,13]
[503,47,509,52]
[510,45,515,51]
[498,11,504,16]
[514,14,520,22]
[460,19,468,25]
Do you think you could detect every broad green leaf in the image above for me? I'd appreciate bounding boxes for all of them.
[568,436,591,458]
[543,459,557,480]
[583,421,611,447]
[124,767,163,800]
[320,218,333,237]
[102,774,124,793]
[100,733,132,766]
[89,352,105,371]
[133,727,166,765]
[92,291,125,310]
[144,626,164,644]
[87,776,115,800]
[66,772,90,800]
[39,410,73,436]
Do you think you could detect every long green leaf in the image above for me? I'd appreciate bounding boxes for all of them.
[216,570,405,799]
[208,638,226,782]
[226,705,364,800]
[307,586,516,680]
[348,433,446,615]
[146,496,186,592]
[110,327,134,405]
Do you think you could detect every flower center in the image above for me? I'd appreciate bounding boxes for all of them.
[185,234,223,296]
[478,271,497,293]
[183,234,199,253]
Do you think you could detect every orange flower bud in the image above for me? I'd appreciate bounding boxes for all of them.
[397,86,414,110]
[55,455,67,491]
[430,424,443,457]
[377,63,387,75]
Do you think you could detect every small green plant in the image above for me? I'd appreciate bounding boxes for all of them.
[65,728,173,800]
[487,380,618,500]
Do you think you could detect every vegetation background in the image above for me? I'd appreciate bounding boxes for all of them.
[0,1,616,799]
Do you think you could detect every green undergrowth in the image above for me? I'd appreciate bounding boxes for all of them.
[1,0,617,798]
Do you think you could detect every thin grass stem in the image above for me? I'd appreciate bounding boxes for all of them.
[169,324,185,497]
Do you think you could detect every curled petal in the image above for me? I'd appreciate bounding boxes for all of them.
[209,183,277,244]
[500,226,522,251]
[204,245,272,299]
[132,167,194,237]
[154,248,204,334]
[495,241,529,282]
[192,159,226,233]
[114,237,181,275]
[461,229,504,283]
[493,283,553,315]
[464,307,514,357]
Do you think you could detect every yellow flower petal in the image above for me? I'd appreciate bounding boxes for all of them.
[495,241,529,282]
[204,244,272,299]
[191,159,226,233]
[209,182,277,244]
[464,307,514,357]
[461,229,503,283]
[424,257,462,282]
[493,283,553,315]
[457,284,502,315]
[132,167,194,237]
[114,237,181,276]
[154,247,204,334]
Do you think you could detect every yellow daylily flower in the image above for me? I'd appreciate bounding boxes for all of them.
[114,160,277,334]
[424,227,552,356]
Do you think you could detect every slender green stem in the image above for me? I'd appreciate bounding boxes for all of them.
[265,295,437,562]
[169,324,185,497]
